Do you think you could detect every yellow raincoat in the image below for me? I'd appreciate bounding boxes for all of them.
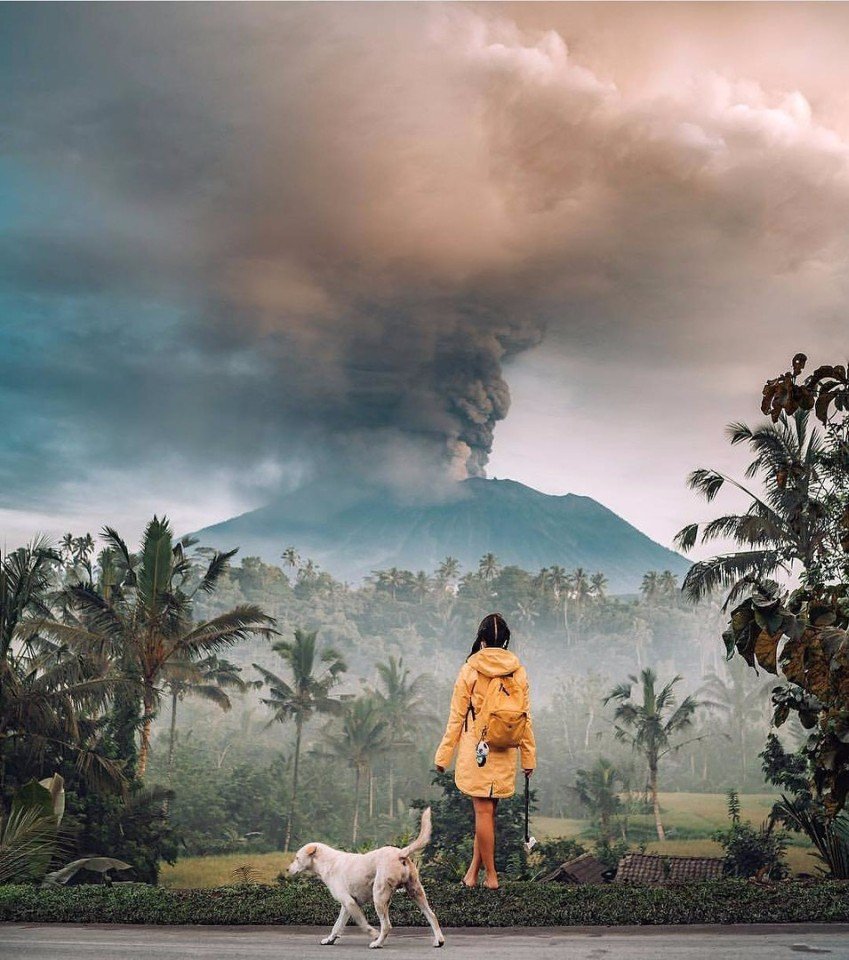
[434,647,536,798]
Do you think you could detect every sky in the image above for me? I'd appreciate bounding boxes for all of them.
[1,2,848,557]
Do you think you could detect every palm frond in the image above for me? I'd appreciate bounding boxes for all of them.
[681,550,783,604]
[673,523,699,553]
[177,606,276,656]
[195,549,239,596]
[687,469,726,502]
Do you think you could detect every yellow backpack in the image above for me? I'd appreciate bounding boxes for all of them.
[473,672,528,749]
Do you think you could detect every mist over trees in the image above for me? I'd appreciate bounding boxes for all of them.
[145,547,781,856]
[1,520,781,878]
[4,356,849,882]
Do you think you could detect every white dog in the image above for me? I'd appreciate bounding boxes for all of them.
[288,807,444,949]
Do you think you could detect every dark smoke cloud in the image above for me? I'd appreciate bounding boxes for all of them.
[2,3,849,536]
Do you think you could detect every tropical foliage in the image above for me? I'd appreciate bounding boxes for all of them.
[574,758,623,847]
[253,629,347,850]
[681,355,849,815]
[320,696,391,845]
[605,669,701,841]
[712,789,788,880]
[0,519,273,882]
[37,518,275,777]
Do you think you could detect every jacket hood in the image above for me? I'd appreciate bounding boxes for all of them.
[467,647,521,678]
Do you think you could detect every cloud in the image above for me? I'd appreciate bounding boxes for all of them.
[1,3,848,536]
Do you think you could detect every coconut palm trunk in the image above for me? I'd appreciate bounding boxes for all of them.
[137,684,157,778]
[167,690,179,777]
[284,717,303,853]
[649,761,665,842]
[352,764,361,846]
[159,689,181,815]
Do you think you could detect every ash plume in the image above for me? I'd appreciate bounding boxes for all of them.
[3,2,849,524]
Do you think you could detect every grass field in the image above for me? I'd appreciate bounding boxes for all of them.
[534,791,821,876]
[161,793,822,887]
[160,852,293,889]
[534,791,780,842]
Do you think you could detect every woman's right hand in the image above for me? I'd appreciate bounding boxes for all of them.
[435,765,445,773]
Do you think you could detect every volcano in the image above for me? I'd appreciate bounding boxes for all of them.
[194,477,691,594]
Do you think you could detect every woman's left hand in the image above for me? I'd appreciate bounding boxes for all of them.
[435,765,445,773]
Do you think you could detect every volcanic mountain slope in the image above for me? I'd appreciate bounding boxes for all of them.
[195,477,691,594]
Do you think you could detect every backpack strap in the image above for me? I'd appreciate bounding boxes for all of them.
[463,676,477,732]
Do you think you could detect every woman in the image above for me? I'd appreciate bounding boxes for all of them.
[434,613,536,889]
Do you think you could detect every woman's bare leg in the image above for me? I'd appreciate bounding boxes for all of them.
[472,797,499,889]
[463,818,481,886]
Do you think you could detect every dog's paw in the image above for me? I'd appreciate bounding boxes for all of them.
[320,936,337,945]
[368,939,384,949]
[433,938,445,948]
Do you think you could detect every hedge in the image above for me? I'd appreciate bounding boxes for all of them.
[2,879,849,926]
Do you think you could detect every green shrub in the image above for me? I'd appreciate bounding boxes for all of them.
[2,879,848,926]
[713,790,788,880]
[412,772,533,879]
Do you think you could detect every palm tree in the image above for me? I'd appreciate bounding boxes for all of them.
[59,534,75,563]
[435,557,461,588]
[548,565,568,596]
[253,629,347,851]
[675,409,829,604]
[478,553,501,582]
[73,534,95,565]
[162,654,246,778]
[39,517,275,777]
[1,540,124,802]
[533,567,551,593]
[512,599,538,632]
[281,547,300,572]
[545,565,569,638]
[699,658,771,782]
[297,559,320,584]
[373,568,411,601]
[374,656,434,816]
[574,758,622,846]
[590,572,608,599]
[658,571,678,596]
[412,572,432,604]
[322,696,391,845]
[566,568,593,641]
[605,668,701,841]
[640,571,661,603]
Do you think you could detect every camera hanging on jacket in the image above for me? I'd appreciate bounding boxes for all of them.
[475,740,489,767]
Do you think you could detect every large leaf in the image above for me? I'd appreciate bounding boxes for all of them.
[42,857,132,886]
[780,637,806,686]
[754,629,780,675]
[0,780,62,884]
[804,639,831,700]
[38,774,65,826]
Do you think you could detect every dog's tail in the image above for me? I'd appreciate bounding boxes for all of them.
[400,807,432,857]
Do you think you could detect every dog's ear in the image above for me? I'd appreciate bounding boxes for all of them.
[305,843,318,858]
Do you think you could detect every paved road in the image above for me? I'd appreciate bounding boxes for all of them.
[2,924,849,960]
